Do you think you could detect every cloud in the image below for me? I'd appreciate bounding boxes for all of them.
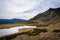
[0,0,60,20]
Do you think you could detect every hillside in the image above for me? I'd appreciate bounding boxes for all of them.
[30,8,60,21]
[0,18,26,24]
[28,8,60,27]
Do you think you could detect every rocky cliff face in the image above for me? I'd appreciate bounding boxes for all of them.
[30,8,60,21]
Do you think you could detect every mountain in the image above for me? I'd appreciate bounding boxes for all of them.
[30,8,60,21]
[0,18,27,24]
[28,8,60,27]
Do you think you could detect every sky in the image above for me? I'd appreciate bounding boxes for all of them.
[0,0,60,20]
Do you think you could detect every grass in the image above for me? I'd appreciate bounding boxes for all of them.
[0,28,48,40]
[0,22,29,29]
[0,16,60,40]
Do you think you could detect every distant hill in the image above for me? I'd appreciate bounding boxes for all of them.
[30,8,60,21]
[0,18,27,24]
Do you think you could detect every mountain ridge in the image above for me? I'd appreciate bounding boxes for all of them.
[30,7,60,21]
[0,18,27,24]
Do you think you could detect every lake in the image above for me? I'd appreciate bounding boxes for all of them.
[0,26,36,37]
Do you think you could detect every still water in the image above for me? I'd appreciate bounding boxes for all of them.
[0,26,36,37]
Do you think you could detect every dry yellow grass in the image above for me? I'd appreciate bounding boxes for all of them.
[19,28,33,33]
[0,22,29,29]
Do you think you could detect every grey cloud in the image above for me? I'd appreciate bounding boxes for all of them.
[0,0,60,20]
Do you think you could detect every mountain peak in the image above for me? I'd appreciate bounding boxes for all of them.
[30,7,60,21]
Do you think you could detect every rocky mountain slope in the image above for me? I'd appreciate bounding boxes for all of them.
[30,8,60,21]
[28,8,60,27]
